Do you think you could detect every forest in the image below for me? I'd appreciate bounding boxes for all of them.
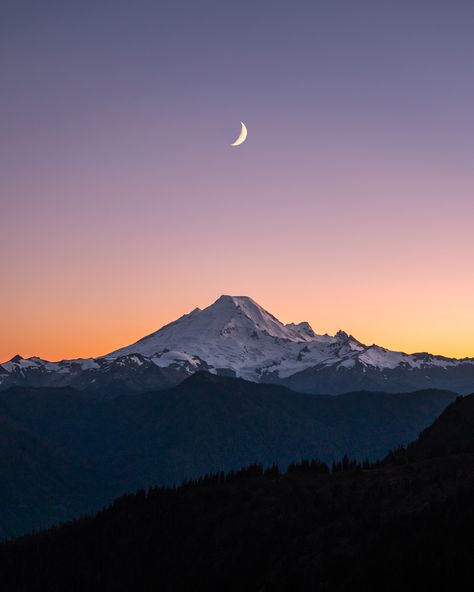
[1,394,473,591]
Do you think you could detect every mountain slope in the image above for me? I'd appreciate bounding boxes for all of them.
[0,413,100,540]
[2,295,474,395]
[0,375,457,538]
[2,393,473,591]
[403,393,474,460]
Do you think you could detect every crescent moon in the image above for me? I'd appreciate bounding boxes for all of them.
[230,121,248,147]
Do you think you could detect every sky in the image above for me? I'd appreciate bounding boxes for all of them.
[1,0,474,362]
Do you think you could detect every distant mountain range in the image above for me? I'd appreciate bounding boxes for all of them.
[2,295,474,395]
[2,389,473,591]
[0,374,457,539]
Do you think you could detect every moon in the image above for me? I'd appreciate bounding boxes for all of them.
[230,121,248,146]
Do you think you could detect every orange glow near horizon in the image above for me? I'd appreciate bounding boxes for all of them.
[2,275,474,363]
[3,171,474,363]
[2,162,474,363]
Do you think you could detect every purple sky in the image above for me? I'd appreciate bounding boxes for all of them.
[2,0,474,361]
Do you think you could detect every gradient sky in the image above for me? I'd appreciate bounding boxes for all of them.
[1,0,474,362]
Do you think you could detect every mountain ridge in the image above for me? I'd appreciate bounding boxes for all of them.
[0,375,458,538]
[2,295,474,395]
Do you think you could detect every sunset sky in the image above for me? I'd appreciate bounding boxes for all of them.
[2,0,474,362]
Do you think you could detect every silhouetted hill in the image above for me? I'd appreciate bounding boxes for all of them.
[399,393,474,460]
[0,375,458,538]
[1,395,473,590]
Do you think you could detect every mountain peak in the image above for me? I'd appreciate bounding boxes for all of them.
[206,295,311,342]
[335,330,361,344]
[10,355,24,363]
[211,295,271,319]
[286,321,316,339]
[214,294,256,306]
[106,295,318,370]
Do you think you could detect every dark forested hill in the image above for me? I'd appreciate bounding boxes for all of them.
[0,374,457,538]
[1,393,473,591]
[403,393,474,460]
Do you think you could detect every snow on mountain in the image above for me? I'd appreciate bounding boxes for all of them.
[107,295,336,381]
[1,295,474,394]
[105,295,473,381]
[0,355,100,375]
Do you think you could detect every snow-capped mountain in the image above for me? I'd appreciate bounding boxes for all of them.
[2,295,474,395]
